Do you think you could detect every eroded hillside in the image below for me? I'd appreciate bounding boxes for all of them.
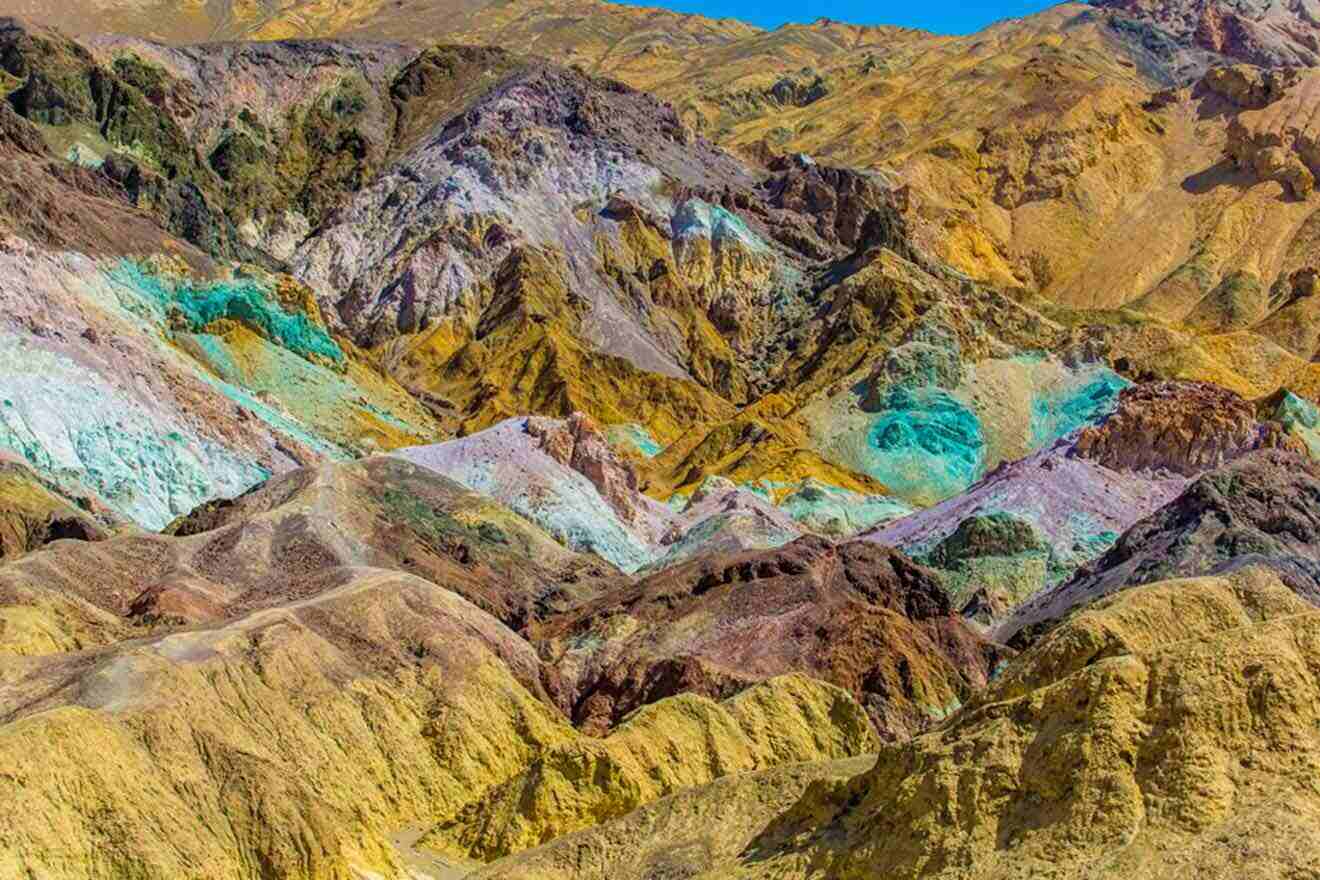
[4,4,1320,879]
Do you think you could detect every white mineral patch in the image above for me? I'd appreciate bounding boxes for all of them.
[0,333,268,530]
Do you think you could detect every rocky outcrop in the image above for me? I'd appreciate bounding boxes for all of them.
[1073,380,1275,474]
[924,512,1048,567]
[1096,0,1320,69]
[535,535,1005,740]
[527,412,643,526]
[474,568,1320,879]
[1202,64,1301,109]
[916,512,1056,621]
[0,458,115,564]
[727,567,1320,878]
[0,454,619,661]
[766,73,829,108]
[399,417,807,574]
[1214,67,1320,200]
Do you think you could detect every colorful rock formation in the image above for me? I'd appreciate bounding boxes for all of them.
[1074,380,1276,474]
[999,448,1320,646]
[534,536,1005,740]
[471,567,1320,879]
[10,2,1320,878]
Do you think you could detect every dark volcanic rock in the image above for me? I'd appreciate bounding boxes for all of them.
[535,535,1007,741]
[759,151,914,259]
[997,448,1320,646]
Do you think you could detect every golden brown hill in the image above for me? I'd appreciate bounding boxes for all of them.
[468,755,877,880]
[472,567,1320,879]
[0,565,877,879]
[0,458,119,563]
[741,566,1320,878]
[0,454,618,660]
[0,446,877,879]
[0,566,576,879]
[889,61,1320,400]
[6,0,759,49]
[424,673,876,862]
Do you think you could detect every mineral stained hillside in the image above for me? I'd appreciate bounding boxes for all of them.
[5,0,1320,877]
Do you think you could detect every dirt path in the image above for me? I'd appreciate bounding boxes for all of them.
[390,828,479,880]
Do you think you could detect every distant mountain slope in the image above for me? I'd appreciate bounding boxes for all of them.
[9,14,1320,546]
[1095,0,1320,68]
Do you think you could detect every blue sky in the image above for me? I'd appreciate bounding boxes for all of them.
[630,0,1061,34]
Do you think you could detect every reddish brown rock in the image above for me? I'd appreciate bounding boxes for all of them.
[1096,0,1320,68]
[535,535,1007,741]
[1073,380,1268,475]
[526,412,643,525]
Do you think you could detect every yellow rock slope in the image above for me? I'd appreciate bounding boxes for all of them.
[424,673,877,861]
[471,568,1320,879]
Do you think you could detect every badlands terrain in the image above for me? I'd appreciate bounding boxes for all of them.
[5,0,1320,877]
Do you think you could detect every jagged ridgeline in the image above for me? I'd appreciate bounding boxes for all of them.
[8,1,1320,879]
[0,15,1150,538]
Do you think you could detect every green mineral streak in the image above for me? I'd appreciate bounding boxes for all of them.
[779,479,912,537]
[1277,390,1320,429]
[107,261,344,365]
[1055,510,1121,576]
[924,697,963,721]
[1029,369,1128,446]
[0,335,269,531]
[606,423,663,458]
[185,342,350,461]
[918,511,1057,606]
[187,334,240,378]
[64,143,104,168]
[1275,391,1320,459]
[925,511,1048,567]
[865,386,986,501]
[929,552,1051,608]
[377,487,507,548]
[183,330,421,454]
[673,199,769,253]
